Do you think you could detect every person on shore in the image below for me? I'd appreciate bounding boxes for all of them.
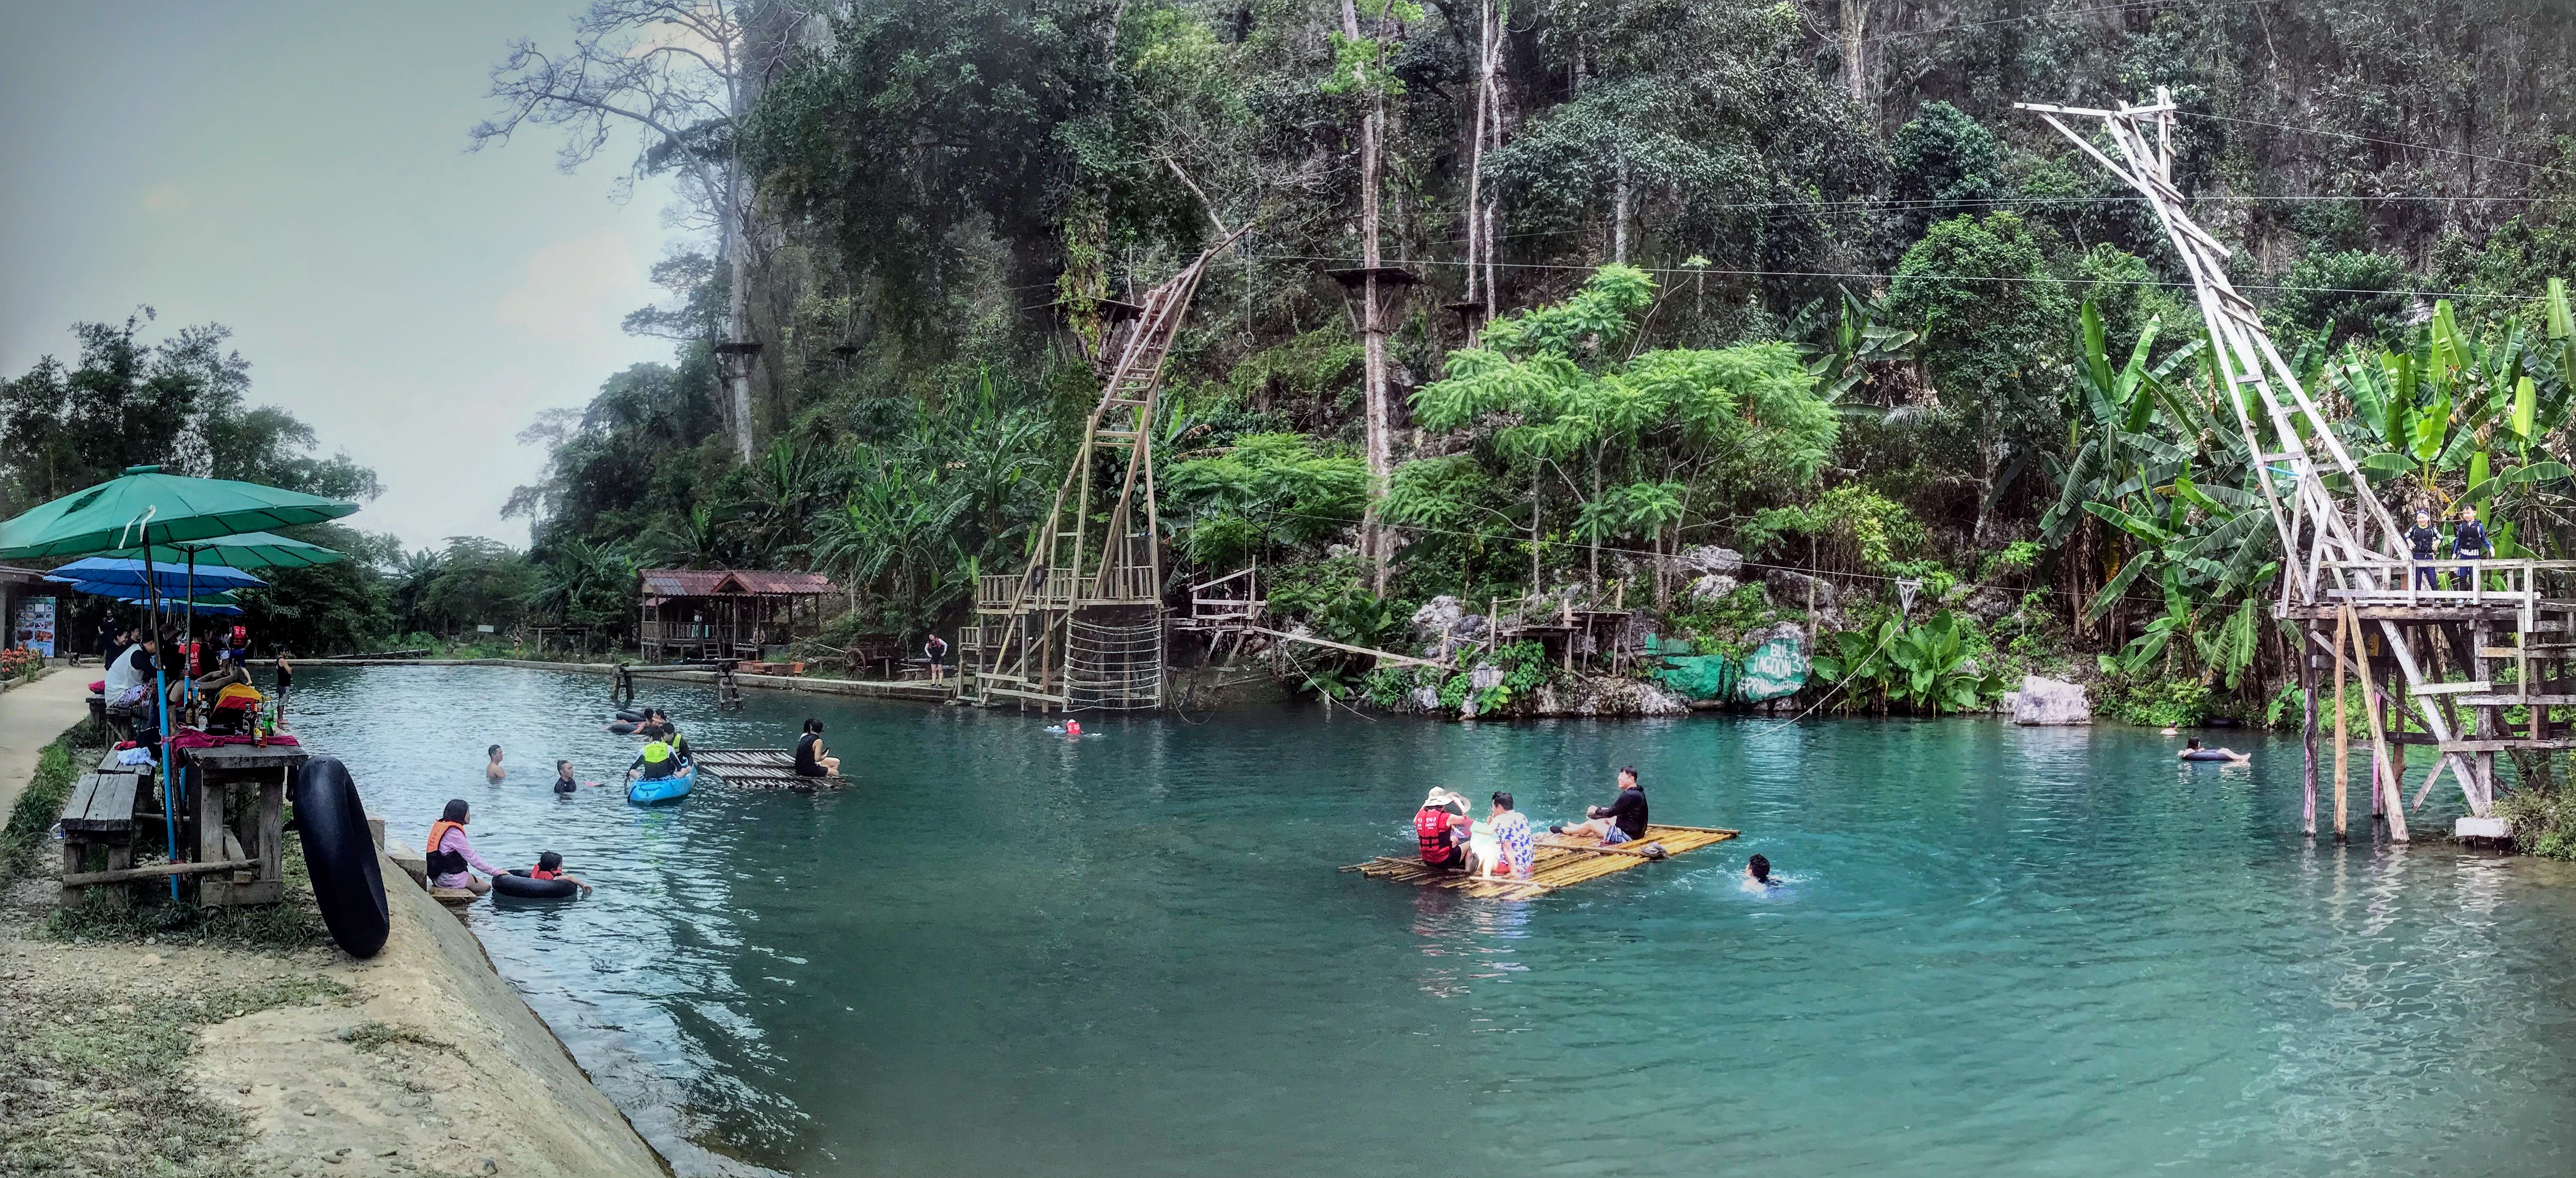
[486,744,507,783]
[1414,788,1476,872]
[794,718,840,777]
[271,649,292,724]
[95,617,123,667]
[2453,504,2492,590]
[1552,766,1650,845]
[2404,507,2443,590]
[924,633,949,682]
[528,851,593,895]
[102,632,158,709]
[1745,854,1779,890]
[1484,792,1534,880]
[2179,737,2250,763]
[426,798,503,895]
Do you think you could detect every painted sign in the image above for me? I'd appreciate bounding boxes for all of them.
[13,596,55,658]
[1737,634,1809,703]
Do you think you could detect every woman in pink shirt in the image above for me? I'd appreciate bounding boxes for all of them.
[424,798,503,895]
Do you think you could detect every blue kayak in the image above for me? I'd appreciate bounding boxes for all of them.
[627,764,694,806]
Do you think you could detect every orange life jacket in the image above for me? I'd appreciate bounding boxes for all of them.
[530,866,559,881]
[426,820,468,877]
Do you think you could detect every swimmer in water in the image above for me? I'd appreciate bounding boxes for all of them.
[1744,853,1780,890]
[2179,737,2251,762]
[485,744,506,783]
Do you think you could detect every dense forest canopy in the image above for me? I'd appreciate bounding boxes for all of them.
[11,0,2576,719]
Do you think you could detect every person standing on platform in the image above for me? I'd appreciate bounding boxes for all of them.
[2404,507,2443,590]
[2452,504,2492,591]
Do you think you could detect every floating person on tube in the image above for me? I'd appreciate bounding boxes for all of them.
[2178,738,2250,763]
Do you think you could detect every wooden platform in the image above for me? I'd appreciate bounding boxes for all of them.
[1342,824,1738,899]
[689,748,846,789]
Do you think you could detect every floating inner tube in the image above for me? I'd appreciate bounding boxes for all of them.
[2181,749,2237,762]
[605,721,641,735]
[293,757,390,958]
[492,869,580,899]
[614,708,646,723]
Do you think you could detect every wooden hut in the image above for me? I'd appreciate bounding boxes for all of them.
[636,568,840,664]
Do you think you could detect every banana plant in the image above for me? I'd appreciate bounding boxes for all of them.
[1886,612,2004,713]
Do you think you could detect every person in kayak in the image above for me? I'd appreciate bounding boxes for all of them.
[794,718,839,777]
[1414,788,1476,872]
[629,737,680,782]
[425,798,503,895]
[1552,766,1649,845]
[527,851,593,895]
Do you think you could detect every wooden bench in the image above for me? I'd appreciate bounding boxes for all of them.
[57,770,144,907]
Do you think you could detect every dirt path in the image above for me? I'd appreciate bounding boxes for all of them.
[0,668,94,817]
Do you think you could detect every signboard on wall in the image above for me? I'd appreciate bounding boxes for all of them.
[13,596,55,658]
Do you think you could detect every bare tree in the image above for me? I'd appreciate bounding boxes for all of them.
[1336,0,1398,594]
[472,0,808,465]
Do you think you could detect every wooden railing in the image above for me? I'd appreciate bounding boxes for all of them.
[2311,558,2576,626]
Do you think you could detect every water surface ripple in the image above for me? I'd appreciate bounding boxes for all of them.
[292,667,2576,1177]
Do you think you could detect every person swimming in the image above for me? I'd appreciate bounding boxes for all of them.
[485,744,506,783]
[1744,853,1780,890]
[2179,737,2250,762]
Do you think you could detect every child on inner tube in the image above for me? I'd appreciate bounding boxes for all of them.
[524,850,592,895]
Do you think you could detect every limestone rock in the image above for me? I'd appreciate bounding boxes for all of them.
[2012,675,2091,725]
[1408,685,1442,713]
[1687,573,1741,602]
[1763,568,1837,611]
[1409,596,1465,639]
[1675,546,1744,577]
[1961,586,2015,623]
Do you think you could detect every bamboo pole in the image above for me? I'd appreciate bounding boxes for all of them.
[2334,607,2350,841]
[2347,607,2409,842]
[2299,623,2319,837]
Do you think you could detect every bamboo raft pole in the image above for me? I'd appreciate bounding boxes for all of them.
[1341,824,1738,899]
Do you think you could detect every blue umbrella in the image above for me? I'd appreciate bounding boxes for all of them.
[68,583,245,615]
[47,557,266,592]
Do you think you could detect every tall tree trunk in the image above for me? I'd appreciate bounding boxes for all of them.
[1839,0,1869,105]
[1611,155,1630,264]
[722,167,757,465]
[1463,0,1491,320]
[1342,0,1393,595]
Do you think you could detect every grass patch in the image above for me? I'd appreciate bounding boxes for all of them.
[1,728,93,883]
[337,1021,461,1059]
[0,974,348,1177]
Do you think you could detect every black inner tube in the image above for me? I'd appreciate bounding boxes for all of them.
[491,869,580,899]
[614,708,645,723]
[2181,749,2236,761]
[293,758,391,957]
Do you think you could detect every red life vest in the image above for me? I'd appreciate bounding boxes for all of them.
[1415,807,1458,863]
[530,866,559,880]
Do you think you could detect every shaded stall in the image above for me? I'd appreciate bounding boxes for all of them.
[636,568,841,664]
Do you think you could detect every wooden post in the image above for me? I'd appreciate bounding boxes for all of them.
[2299,625,2318,837]
[2473,619,2496,813]
[2333,609,2349,841]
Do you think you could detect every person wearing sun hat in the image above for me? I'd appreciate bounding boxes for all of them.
[1412,787,1477,872]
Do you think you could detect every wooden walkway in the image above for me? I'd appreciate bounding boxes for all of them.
[1342,824,1738,899]
[689,748,846,789]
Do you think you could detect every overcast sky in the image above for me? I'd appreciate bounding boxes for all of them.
[0,1,681,551]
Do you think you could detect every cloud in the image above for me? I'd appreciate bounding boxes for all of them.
[139,182,187,214]
[492,235,648,343]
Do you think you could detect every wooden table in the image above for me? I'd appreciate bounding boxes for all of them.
[174,743,306,906]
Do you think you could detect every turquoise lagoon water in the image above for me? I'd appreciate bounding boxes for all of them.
[291,665,2576,1177]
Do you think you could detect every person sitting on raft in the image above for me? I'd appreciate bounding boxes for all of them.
[1483,792,1534,880]
[1414,788,1477,873]
[486,744,506,783]
[426,798,503,896]
[1552,766,1650,845]
[528,850,593,896]
[794,718,839,777]
[2179,738,2250,763]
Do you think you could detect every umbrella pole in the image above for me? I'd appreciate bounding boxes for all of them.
[144,540,179,900]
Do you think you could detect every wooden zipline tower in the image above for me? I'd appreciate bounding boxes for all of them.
[2022,89,2573,841]
[957,243,1232,712]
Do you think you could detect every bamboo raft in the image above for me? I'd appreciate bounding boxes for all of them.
[688,748,847,789]
[1341,824,1738,899]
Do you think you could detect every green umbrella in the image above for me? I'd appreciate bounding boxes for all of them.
[0,465,358,899]
[0,465,358,560]
[96,530,346,570]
